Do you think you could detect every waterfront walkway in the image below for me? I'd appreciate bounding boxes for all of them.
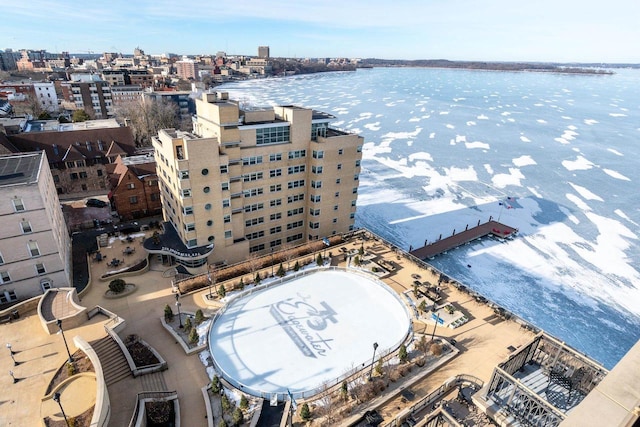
[409,220,518,260]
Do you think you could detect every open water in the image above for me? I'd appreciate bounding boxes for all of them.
[219,67,640,368]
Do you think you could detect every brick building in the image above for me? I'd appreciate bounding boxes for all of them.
[108,154,161,220]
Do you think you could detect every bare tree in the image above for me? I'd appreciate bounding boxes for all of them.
[113,97,180,147]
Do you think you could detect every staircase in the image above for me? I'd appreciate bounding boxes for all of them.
[90,336,131,386]
[139,371,169,397]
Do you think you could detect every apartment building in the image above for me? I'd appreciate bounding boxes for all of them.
[61,74,113,118]
[0,152,71,306]
[175,57,199,80]
[146,92,363,270]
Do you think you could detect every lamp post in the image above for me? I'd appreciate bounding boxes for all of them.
[270,248,274,277]
[56,319,73,363]
[207,267,213,300]
[53,392,71,427]
[368,342,379,381]
[430,310,440,341]
[175,293,183,328]
[9,370,17,384]
[6,343,18,366]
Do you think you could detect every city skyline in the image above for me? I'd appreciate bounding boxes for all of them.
[4,0,640,63]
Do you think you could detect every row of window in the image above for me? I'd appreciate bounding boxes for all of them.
[0,262,47,284]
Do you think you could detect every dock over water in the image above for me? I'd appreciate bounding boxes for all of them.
[409,220,518,260]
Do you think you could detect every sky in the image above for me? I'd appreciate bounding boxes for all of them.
[3,0,640,63]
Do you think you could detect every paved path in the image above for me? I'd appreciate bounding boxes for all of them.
[409,220,518,260]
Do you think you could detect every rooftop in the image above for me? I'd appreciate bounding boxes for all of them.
[0,151,43,186]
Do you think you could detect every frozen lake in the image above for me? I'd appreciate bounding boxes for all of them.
[208,269,411,398]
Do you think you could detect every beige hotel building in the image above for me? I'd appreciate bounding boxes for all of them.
[146,92,363,270]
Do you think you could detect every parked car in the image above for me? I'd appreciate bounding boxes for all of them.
[86,198,108,208]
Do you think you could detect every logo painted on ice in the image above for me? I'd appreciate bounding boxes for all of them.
[269,293,337,358]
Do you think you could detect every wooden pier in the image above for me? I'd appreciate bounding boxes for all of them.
[409,220,518,260]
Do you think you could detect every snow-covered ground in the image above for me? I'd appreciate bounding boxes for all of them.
[208,270,411,398]
[218,68,640,368]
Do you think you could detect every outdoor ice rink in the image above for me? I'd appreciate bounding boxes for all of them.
[209,269,412,398]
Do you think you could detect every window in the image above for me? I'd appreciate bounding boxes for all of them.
[245,217,265,227]
[0,253,4,264]
[288,165,305,175]
[35,263,46,275]
[309,222,320,229]
[78,171,87,179]
[242,156,263,165]
[225,230,232,239]
[21,220,32,233]
[270,226,282,234]
[311,123,328,140]
[310,195,321,203]
[243,188,264,198]
[287,220,304,230]
[270,169,282,178]
[286,233,303,243]
[287,194,304,203]
[288,180,304,189]
[66,161,75,169]
[179,170,190,179]
[336,178,341,184]
[129,196,138,204]
[76,160,85,167]
[250,243,266,253]
[312,166,323,174]
[334,205,339,211]
[351,200,357,206]
[205,203,212,210]
[183,206,194,215]
[221,182,229,191]
[270,199,282,207]
[312,150,324,159]
[338,149,344,155]
[40,280,52,292]
[270,153,282,162]
[246,231,265,240]
[270,184,282,193]
[70,172,79,180]
[97,169,103,177]
[352,187,358,194]
[287,207,304,217]
[350,213,355,219]
[53,175,60,183]
[0,271,10,283]
[127,182,135,189]
[354,174,359,181]
[202,168,209,175]
[355,160,361,167]
[0,290,17,304]
[357,145,363,153]
[337,164,342,170]
[256,126,290,145]
[270,213,282,221]
[150,193,159,201]
[311,180,322,189]
[244,203,264,212]
[243,172,263,182]
[310,209,321,216]
[333,218,338,223]
[220,165,228,174]
[187,238,197,247]
[335,192,340,197]
[270,239,282,248]
[222,199,230,208]
[28,241,40,257]
[207,220,214,226]
[185,223,196,232]
[288,150,306,159]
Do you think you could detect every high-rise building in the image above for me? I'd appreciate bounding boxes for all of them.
[258,46,270,59]
[147,92,363,270]
[0,152,71,305]
[175,56,199,81]
[61,74,113,118]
